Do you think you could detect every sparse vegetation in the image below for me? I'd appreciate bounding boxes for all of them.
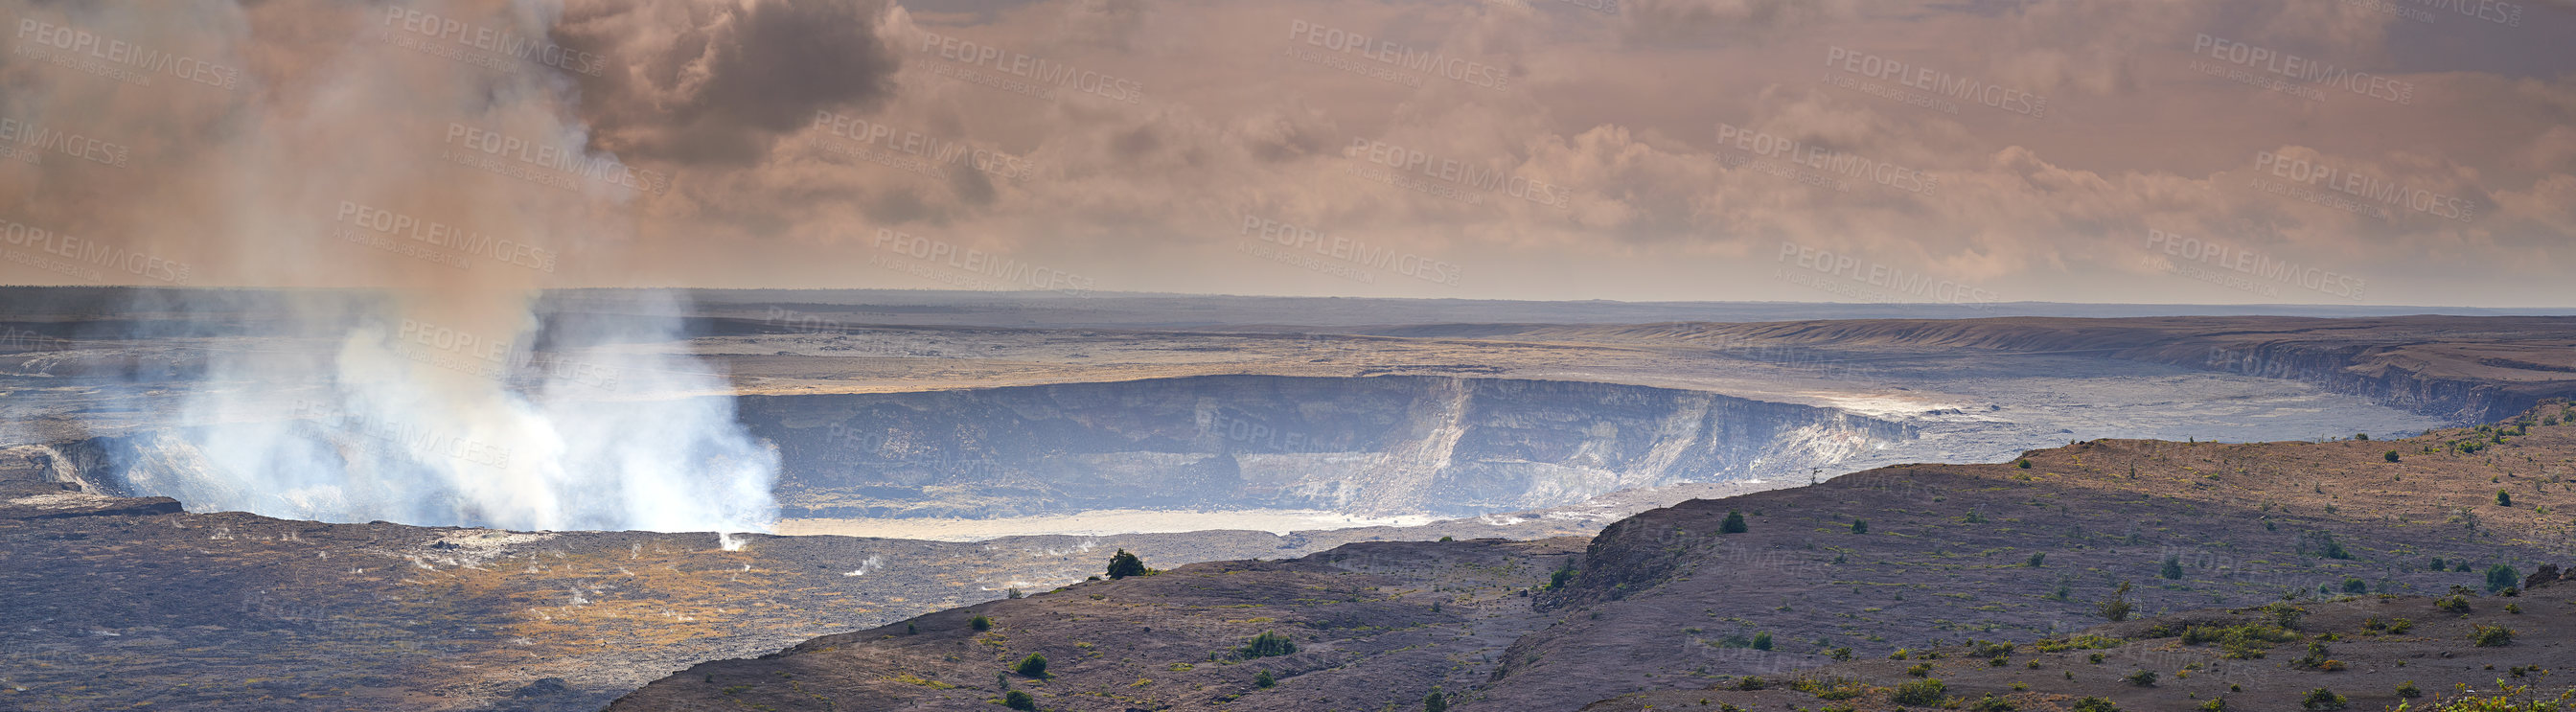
[2471,624,2514,647]
[2300,687,2347,710]
[1106,548,1149,579]
[1241,630,1298,658]
[2098,581,2135,622]
[2125,669,2157,687]
[2487,564,2522,593]
[1890,678,1946,706]
[1720,511,1749,534]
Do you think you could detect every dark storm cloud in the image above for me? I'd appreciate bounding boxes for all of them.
[558,0,902,165]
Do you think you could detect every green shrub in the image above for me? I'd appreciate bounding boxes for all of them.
[1970,695,2016,711]
[2340,578,2367,593]
[970,615,994,632]
[1905,663,1932,678]
[2488,564,2522,592]
[2016,458,2033,469]
[2472,624,2514,647]
[1001,689,1036,710]
[1889,678,1946,706]
[2070,698,2119,712]
[2396,680,2421,699]
[1254,670,1275,688]
[2385,450,2401,462]
[2162,554,2184,580]
[1720,511,1748,534]
[2126,670,2157,687]
[2300,687,2347,710]
[2199,699,2226,711]
[2098,582,2134,622]
[2499,490,2514,507]
[1106,548,1148,579]
[1752,632,1772,651]
[1241,631,1298,658]
[1424,690,1448,712]
[1852,518,1868,534]
[2386,618,2414,633]
[1546,561,1576,590]
[2026,553,2045,566]
[1014,653,1048,678]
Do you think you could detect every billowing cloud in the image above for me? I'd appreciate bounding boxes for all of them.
[2,0,2572,307]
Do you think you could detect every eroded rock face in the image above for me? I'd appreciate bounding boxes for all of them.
[741,375,1913,518]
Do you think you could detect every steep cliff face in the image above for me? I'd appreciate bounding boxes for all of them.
[741,375,1913,518]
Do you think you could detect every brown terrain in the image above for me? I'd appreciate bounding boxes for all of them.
[609,401,2576,710]
[5,306,2576,711]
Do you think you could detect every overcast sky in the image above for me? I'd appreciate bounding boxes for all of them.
[4,0,2573,307]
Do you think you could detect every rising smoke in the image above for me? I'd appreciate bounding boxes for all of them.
[0,0,897,532]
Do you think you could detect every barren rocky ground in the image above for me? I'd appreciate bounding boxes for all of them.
[610,401,2576,710]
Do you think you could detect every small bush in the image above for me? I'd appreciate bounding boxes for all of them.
[1254,670,1275,688]
[2386,618,2414,633]
[1241,631,1298,658]
[2385,450,2401,462]
[2162,555,2184,580]
[2070,698,2119,712]
[1000,689,1036,710]
[2200,699,2226,711]
[2472,624,2514,647]
[2499,490,2514,507]
[970,615,994,632]
[2437,595,2472,615]
[2126,670,2157,687]
[1970,695,2016,711]
[2300,687,2347,710]
[2098,582,2135,622]
[2340,578,2367,593]
[1106,548,1148,579]
[1852,518,1868,534]
[1733,676,1766,691]
[1905,663,1932,678]
[1751,632,1772,651]
[1890,678,1946,706]
[1424,690,1448,712]
[2488,564,2523,593]
[2026,552,2045,566]
[2015,458,2033,469]
[2396,680,2421,699]
[1014,654,1048,678]
[1720,511,1749,534]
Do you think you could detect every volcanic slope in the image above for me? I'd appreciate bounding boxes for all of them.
[609,401,2576,711]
